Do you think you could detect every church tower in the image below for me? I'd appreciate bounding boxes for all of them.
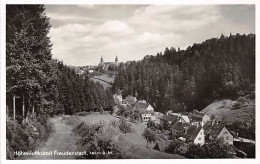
[100,56,104,64]
[115,55,118,64]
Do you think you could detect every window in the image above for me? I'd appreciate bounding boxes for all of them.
[226,136,229,140]
[198,137,201,141]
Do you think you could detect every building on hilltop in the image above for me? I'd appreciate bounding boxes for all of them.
[98,56,119,71]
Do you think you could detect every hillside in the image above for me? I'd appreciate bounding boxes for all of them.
[113,34,255,113]
[67,113,185,159]
[202,99,255,124]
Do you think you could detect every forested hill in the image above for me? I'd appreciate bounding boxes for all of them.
[6,5,114,122]
[113,34,255,113]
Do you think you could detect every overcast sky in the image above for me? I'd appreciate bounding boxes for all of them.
[45,5,255,66]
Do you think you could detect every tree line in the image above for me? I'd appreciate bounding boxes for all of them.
[113,33,255,112]
[6,5,114,123]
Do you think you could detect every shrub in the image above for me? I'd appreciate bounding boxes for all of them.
[165,139,183,154]
[118,119,133,136]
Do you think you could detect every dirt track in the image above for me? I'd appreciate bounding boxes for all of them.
[27,116,79,159]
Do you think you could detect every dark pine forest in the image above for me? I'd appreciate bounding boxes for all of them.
[113,34,255,113]
[6,5,114,123]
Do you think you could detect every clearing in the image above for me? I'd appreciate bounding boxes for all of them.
[90,75,115,89]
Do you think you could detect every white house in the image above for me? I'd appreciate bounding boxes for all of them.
[204,122,234,145]
[113,94,123,105]
[141,113,152,124]
[186,126,205,145]
[191,110,211,126]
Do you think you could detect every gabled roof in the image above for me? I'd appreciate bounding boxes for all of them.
[191,110,205,122]
[186,125,202,141]
[160,114,178,122]
[180,115,190,123]
[172,122,186,132]
[204,123,227,139]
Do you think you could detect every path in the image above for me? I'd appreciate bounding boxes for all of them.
[27,116,78,159]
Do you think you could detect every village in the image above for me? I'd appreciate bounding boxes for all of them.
[112,93,255,157]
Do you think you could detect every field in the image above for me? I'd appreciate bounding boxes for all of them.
[90,75,115,89]
[202,99,255,124]
[73,113,185,159]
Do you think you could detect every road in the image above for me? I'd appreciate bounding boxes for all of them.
[27,116,79,159]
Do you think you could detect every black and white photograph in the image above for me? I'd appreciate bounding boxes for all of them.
[4,2,257,161]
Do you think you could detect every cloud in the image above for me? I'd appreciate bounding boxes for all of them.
[92,20,134,37]
[46,5,255,66]
[128,5,221,33]
[76,4,96,10]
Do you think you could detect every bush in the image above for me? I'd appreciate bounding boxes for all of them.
[165,139,184,154]
[73,122,129,159]
[185,139,235,158]
[118,119,133,136]
[6,114,53,159]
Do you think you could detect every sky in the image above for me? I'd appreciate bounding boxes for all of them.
[45,5,255,66]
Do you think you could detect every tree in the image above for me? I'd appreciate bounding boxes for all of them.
[118,119,133,136]
[142,128,157,148]
[6,5,55,120]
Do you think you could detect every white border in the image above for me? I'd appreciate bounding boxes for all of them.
[0,1,259,164]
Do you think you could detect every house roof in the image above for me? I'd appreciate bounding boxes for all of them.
[192,115,203,122]
[193,110,204,117]
[171,122,185,132]
[180,115,190,123]
[135,102,150,109]
[160,114,178,122]
[204,123,227,139]
[186,125,202,141]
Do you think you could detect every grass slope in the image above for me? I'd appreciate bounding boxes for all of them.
[202,99,255,124]
[73,113,185,159]
[90,75,115,90]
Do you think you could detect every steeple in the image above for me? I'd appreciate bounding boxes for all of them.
[100,56,104,63]
[115,55,118,63]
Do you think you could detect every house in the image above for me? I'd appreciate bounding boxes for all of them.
[159,114,179,129]
[191,110,211,126]
[88,69,94,73]
[153,112,163,125]
[167,112,190,124]
[120,100,128,107]
[113,94,123,104]
[171,122,190,138]
[125,96,137,106]
[185,125,205,145]
[179,115,190,124]
[138,100,147,103]
[134,102,154,113]
[204,122,234,145]
[171,122,187,138]
[141,113,152,124]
